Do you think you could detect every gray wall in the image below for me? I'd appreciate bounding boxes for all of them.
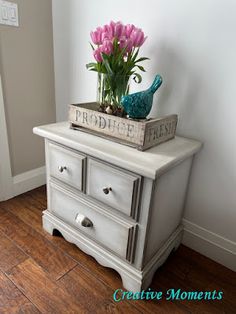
[0,0,56,176]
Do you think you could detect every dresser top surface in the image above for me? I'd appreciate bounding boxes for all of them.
[33,122,202,179]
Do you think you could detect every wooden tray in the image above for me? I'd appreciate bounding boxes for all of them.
[69,102,178,151]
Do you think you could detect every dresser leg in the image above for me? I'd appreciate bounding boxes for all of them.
[42,214,54,235]
[120,272,143,292]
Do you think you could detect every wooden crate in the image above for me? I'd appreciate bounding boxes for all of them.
[69,102,178,151]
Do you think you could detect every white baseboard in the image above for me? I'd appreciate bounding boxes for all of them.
[182,219,236,272]
[13,166,46,197]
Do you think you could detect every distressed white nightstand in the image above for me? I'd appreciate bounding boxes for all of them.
[33,122,201,292]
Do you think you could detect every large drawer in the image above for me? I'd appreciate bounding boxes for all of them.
[49,183,137,262]
[86,158,141,218]
[48,142,86,191]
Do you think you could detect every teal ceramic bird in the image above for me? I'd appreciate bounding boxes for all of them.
[121,74,163,119]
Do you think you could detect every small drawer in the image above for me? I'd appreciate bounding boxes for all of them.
[48,142,86,191]
[86,158,141,218]
[49,183,137,262]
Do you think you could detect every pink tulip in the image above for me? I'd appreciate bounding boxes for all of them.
[125,24,135,38]
[102,24,112,36]
[101,24,113,40]
[90,21,147,64]
[93,47,103,62]
[101,31,111,42]
[90,27,103,45]
[119,36,126,48]
[100,40,113,55]
[114,21,125,39]
[109,20,116,37]
[126,38,134,52]
[120,37,134,53]
[102,24,110,34]
[130,28,146,47]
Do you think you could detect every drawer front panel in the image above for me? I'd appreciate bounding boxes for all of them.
[48,142,85,191]
[86,158,141,218]
[49,183,136,262]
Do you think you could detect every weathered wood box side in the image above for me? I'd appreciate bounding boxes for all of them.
[68,102,178,151]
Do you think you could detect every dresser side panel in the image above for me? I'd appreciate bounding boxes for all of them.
[144,157,193,265]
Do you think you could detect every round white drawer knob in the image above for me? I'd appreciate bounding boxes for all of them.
[58,166,67,173]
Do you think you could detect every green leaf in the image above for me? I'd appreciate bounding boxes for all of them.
[101,53,113,75]
[133,73,142,83]
[89,42,95,51]
[89,68,99,72]
[135,57,150,63]
[116,47,127,63]
[137,65,146,72]
[131,48,140,62]
[86,62,97,69]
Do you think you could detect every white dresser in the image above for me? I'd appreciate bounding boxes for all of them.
[33,122,201,292]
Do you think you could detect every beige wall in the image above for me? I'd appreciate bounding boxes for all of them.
[0,0,56,176]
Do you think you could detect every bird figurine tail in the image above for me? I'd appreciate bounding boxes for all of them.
[149,74,163,94]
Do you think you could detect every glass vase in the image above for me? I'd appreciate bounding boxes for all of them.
[97,73,130,109]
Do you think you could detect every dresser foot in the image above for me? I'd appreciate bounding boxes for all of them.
[120,271,154,292]
[141,226,183,291]
[120,227,184,293]
[42,213,54,235]
[120,272,143,292]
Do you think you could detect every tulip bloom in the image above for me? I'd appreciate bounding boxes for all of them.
[101,40,113,55]
[114,22,125,39]
[125,24,135,38]
[90,21,146,53]
[90,27,103,45]
[108,21,115,37]
[100,25,112,41]
[130,28,146,47]
[120,38,134,53]
[93,47,103,62]
[87,21,148,82]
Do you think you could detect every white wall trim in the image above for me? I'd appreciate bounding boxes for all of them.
[13,166,46,197]
[182,219,236,272]
[0,74,13,200]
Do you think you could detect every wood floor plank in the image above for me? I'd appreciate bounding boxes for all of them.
[0,207,77,280]
[153,267,225,314]
[7,259,86,314]
[59,265,188,314]
[1,196,46,235]
[58,265,141,314]
[0,270,40,314]
[0,232,28,273]
[24,186,47,207]
[157,246,236,311]
[175,245,236,290]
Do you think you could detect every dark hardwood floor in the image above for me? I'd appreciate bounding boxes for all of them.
[0,186,235,313]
